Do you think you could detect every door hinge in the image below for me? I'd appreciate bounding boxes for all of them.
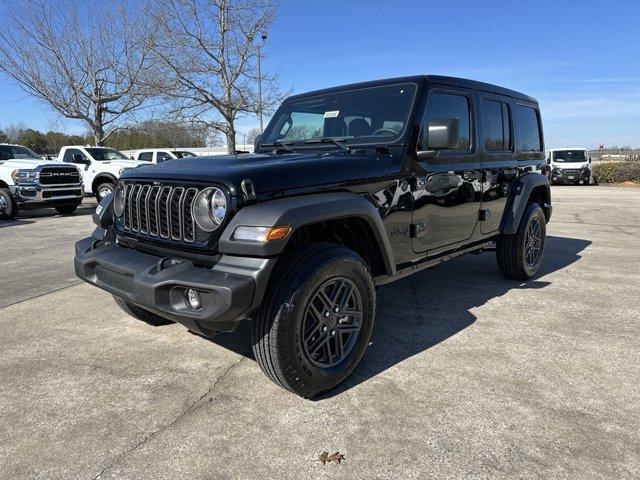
[479,209,491,221]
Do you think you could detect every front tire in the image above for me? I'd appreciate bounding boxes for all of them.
[496,203,546,281]
[95,182,115,201]
[55,204,79,215]
[252,243,375,398]
[113,295,173,326]
[0,188,18,220]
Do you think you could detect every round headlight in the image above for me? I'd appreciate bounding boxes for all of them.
[113,183,125,217]
[192,187,227,232]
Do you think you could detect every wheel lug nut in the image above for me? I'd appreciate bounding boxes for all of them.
[334,307,339,313]
[324,311,330,317]
[331,330,335,336]
[322,326,327,332]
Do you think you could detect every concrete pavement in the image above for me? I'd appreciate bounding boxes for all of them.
[0,186,639,479]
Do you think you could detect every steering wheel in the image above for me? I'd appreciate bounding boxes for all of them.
[371,128,397,136]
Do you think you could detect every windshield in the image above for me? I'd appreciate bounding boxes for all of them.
[173,151,195,158]
[552,150,587,162]
[0,145,41,160]
[85,148,129,161]
[261,82,417,147]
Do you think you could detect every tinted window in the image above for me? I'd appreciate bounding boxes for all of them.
[422,92,471,151]
[138,152,153,162]
[156,151,171,163]
[482,100,511,151]
[515,105,541,151]
[63,148,85,163]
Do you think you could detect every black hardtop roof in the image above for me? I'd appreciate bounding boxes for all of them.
[286,74,538,104]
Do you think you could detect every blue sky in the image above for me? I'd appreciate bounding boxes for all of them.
[1,0,639,148]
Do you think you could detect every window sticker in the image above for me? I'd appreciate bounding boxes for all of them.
[323,110,340,119]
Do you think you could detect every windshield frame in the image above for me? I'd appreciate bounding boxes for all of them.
[85,147,129,161]
[260,81,419,150]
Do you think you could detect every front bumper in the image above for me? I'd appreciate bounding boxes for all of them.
[74,236,274,335]
[10,183,83,206]
[551,169,590,183]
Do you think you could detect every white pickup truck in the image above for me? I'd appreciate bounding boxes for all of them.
[58,145,147,200]
[0,143,83,220]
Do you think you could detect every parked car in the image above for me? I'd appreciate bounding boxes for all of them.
[58,146,147,200]
[0,143,83,219]
[74,75,551,397]
[546,148,591,185]
[130,149,197,163]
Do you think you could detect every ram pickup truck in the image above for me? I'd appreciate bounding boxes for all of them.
[0,143,83,219]
[75,75,552,398]
[58,145,147,200]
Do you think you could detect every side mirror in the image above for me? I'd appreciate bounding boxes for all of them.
[161,155,172,162]
[72,153,86,163]
[426,118,459,150]
[254,134,262,152]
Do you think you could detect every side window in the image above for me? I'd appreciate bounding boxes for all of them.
[515,105,542,152]
[422,92,471,151]
[482,99,511,151]
[138,152,153,162]
[63,148,84,163]
[156,151,171,163]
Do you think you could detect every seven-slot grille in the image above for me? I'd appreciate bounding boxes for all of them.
[121,183,201,243]
[39,166,81,185]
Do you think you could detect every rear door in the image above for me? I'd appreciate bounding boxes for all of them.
[478,93,518,234]
[411,85,482,254]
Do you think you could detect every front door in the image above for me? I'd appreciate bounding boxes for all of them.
[411,86,482,254]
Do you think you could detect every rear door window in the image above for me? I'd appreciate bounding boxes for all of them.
[482,99,511,151]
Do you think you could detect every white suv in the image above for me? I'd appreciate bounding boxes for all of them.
[130,149,197,163]
[58,146,147,200]
[0,143,83,219]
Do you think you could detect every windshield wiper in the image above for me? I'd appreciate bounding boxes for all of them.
[261,140,295,153]
[304,137,349,152]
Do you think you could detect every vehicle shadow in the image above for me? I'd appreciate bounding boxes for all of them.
[209,235,591,398]
[0,199,96,226]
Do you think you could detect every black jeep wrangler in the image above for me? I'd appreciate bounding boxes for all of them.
[75,75,551,398]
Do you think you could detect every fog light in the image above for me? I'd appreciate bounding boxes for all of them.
[186,289,202,310]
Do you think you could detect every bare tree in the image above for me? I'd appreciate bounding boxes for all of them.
[246,126,261,145]
[0,0,156,145]
[153,0,284,153]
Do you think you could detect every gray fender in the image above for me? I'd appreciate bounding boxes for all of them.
[218,192,396,275]
[501,172,552,234]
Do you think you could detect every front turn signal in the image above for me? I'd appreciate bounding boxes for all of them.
[232,225,291,243]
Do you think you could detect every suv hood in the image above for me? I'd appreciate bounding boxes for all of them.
[0,158,63,170]
[123,151,386,196]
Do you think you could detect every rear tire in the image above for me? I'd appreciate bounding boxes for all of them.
[95,182,114,201]
[55,204,79,215]
[252,243,375,398]
[113,295,173,326]
[0,188,18,220]
[496,203,546,281]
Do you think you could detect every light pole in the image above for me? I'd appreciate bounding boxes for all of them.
[256,31,267,133]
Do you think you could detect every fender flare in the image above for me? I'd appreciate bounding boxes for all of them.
[501,172,552,235]
[218,192,396,276]
[91,173,118,192]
